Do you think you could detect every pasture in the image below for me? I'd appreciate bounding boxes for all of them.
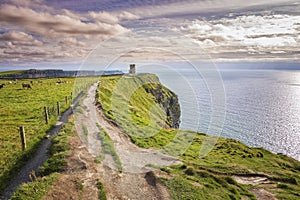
[0,77,99,193]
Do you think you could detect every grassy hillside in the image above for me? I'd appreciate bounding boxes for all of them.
[0,78,73,193]
[0,77,99,194]
[0,70,25,76]
[97,73,300,199]
[97,74,180,144]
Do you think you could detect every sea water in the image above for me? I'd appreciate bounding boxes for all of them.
[145,67,300,161]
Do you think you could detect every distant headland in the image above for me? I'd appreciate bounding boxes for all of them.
[0,69,124,79]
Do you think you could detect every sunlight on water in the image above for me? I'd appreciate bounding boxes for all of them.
[159,69,300,161]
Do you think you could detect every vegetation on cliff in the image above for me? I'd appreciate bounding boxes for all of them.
[1,72,299,199]
[97,74,181,146]
[97,73,300,200]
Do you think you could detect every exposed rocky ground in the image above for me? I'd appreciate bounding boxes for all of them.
[44,82,181,199]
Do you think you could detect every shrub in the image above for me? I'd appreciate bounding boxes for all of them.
[277,183,289,189]
[185,167,196,176]
[225,177,237,185]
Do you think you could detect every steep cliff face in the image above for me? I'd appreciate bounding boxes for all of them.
[143,83,181,129]
[97,73,181,136]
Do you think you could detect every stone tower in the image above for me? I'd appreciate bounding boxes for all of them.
[129,64,136,74]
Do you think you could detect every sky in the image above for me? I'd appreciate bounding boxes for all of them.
[0,0,299,70]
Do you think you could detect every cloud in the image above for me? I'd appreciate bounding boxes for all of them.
[178,14,300,60]
[0,4,128,38]
[3,48,47,56]
[2,0,44,7]
[0,31,34,41]
[88,11,119,25]
[0,3,139,64]
[59,37,85,47]
[0,31,43,47]
[61,9,85,21]
[130,0,295,19]
[10,40,43,47]
[117,11,139,20]
[0,0,299,66]
[88,11,139,25]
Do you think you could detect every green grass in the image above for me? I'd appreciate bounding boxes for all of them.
[160,165,255,200]
[96,123,122,172]
[96,73,300,199]
[10,173,58,200]
[0,78,74,193]
[0,70,25,76]
[96,181,107,200]
[162,133,300,199]
[39,120,76,176]
[11,118,76,199]
[0,77,99,194]
[3,73,299,199]
[97,74,174,138]
[82,125,88,137]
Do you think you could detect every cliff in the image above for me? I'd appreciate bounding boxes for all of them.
[97,73,181,139]
[143,83,181,128]
[97,73,300,200]
[0,69,124,79]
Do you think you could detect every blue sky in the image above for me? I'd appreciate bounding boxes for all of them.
[0,0,299,70]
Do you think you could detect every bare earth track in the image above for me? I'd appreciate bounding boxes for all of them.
[45,82,181,200]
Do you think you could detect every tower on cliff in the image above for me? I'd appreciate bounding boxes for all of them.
[129,64,136,74]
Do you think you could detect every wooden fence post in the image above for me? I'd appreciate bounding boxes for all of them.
[19,126,26,151]
[44,106,49,124]
[57,101,60,115]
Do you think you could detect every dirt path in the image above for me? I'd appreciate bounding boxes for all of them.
[75,82,181,173]
[232,175,269,185]
[249,188,277,200]
[69,82,182,199]
[44,135,171,200]
[232,175,277,200]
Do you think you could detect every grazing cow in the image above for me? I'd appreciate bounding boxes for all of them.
[22,83,32,89]
[56,79,66,84]
[0,84,5,89]
[8,81,12,84]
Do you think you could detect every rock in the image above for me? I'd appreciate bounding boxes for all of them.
[144,83,181,129]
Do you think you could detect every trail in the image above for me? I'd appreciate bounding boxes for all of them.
[71,82,181,199]
[0,94,82,200]
[232,175,277,200]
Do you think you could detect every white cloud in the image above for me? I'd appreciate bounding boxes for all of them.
[130,0,295,19]
[0,31,34,41]
[88,11,139,25]
[88,11,119,25]
[179,14,300,60]
[0,31,43,48]
[0,4,128,38]
[117,11,139,20]
[0,0,299,65]
[59,37,85,47]
[0,3,135,63]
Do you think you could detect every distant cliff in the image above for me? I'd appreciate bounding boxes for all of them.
[0,69,124,79]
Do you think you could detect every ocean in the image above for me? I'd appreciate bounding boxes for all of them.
[141,66,300,161]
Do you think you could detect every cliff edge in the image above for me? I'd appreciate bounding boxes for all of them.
[143,83,181,129]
